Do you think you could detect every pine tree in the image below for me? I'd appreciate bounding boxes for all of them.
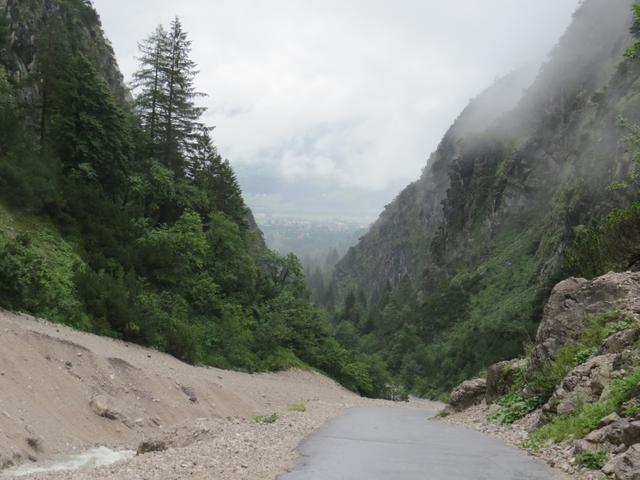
[132,17,207,176]
[132,25,168,150]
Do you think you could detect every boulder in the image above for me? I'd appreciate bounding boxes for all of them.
[529,272,640,372]
[485,359,526,403]
[89,395,121,420]
[603,444,640,480]
[447,378,487,412]
[598,328,640,355]
[137,440,167,455]
[542,354,621,416]
[579,419,640,452]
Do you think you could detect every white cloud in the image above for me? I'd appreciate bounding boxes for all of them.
[93,0,579,218]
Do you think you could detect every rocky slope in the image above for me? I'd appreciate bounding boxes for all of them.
[332,0,640,394]
[441,270,640,480]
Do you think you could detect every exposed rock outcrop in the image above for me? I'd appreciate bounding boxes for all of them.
[543,354,622,417]
[529,273,640,372]
[446,378,487,413]
[603,444,640,480]
[485,359,526,403]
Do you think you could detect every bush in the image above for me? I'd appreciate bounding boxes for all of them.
[575,451,608,470]
[490,393,541,425]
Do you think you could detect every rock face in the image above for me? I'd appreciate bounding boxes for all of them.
[599,328,640,355]
[543,354,622,417]
[603,444,640,479]
[3,0,127,104]
[485,359,526,403]
[447,379,487,413]
[529,273,640,371]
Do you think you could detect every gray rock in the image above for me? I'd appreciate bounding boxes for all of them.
[89,395,120,420]
[529,272,640,372]
[598,328,640,355]
[485,359,526,403]
[181,385,198,403]
[583,419,640,449]
[603,444,640,480]
[447,378,487,412]
[542,354,621,416]
[137,440,167,455]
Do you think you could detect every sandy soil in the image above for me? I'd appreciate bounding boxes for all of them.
[0,309,438,479]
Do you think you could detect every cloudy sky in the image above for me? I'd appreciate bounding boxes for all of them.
[93,0,579,222]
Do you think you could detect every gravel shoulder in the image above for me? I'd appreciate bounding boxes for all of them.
[439,403,597,480]
[0,309,437,479]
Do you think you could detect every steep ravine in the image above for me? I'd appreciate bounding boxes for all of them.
[332,0,640,396]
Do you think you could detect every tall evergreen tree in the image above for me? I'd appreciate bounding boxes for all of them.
[132,17,207,176]
[132,25,168,151]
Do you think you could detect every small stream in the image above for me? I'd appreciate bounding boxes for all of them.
[1,447,135,477]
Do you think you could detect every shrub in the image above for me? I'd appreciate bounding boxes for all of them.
[254,413,278,424]
[490,393,541,425]
[575,451,608,470]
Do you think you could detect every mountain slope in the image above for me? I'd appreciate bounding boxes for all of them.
[0,0,391,398]
[333,0,640,397]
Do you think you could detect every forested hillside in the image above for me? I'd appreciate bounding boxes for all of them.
[0,0,390,397]
[331,0,640,399]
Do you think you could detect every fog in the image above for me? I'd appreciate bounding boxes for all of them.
[92,0,579,221]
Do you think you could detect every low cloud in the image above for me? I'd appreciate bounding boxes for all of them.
[93,0,579,218]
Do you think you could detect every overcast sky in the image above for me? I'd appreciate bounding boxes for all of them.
[93,0,579,222]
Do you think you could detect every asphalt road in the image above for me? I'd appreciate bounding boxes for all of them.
[279,407,557,480]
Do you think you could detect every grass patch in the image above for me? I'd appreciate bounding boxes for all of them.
[253,413,278,424]
[287,402,306,412]
[575,451,608,470]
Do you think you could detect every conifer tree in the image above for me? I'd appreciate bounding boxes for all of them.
[132,25,168,150]
[132,17,207,176]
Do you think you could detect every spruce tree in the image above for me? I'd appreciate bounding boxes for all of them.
[132,25,169,150]
[132,17,207,176]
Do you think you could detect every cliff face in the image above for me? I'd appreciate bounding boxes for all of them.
[1,0,126,103]
[333,0,640,393]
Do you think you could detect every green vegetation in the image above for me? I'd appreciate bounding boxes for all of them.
[253,413,278,424]
[490,393,540,425]
[625,4,640,59]
[532,367,640,443]
[575,451,609,470]
[331,224,543,399]
[0,4,392,397]
[287,402,306,412]
[527,311,632,400]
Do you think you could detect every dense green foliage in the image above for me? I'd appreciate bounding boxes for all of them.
[331,224,544,399]
[490,393,540,425]
[0,5,391,397]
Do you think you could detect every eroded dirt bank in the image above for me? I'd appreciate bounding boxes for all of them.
[0,310,437,479]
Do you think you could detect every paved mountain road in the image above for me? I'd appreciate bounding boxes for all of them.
[280,407,559,480]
